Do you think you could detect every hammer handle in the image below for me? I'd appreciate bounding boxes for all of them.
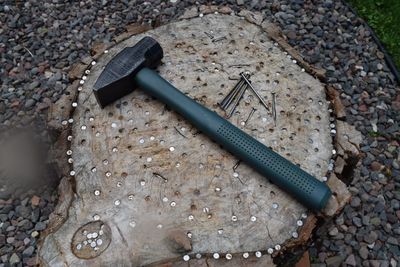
[134,68,331,211]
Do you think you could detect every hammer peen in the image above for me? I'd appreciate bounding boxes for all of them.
[93,36,331,211]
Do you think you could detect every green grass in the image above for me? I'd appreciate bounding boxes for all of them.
[348,0,400,70]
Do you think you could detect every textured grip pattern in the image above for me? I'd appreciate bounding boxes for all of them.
[217,122,319,196]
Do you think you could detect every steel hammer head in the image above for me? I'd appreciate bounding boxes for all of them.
[93,36,163,108]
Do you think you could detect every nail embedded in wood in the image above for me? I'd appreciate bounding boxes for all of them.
[174,126,187,138]
[228,64,251,68]
[204,31,214,39]
[212,36,226,42]
[153,172,168,183]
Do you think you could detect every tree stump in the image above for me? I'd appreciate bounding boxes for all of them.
[40,10,355,267]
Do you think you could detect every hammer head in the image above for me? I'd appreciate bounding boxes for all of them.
[93,36,163,108]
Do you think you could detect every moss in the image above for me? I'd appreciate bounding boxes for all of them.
[348,0,400,70]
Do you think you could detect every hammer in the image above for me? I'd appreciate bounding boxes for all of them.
[94,37,331,211]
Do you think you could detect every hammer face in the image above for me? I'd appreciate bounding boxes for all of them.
[94,37,163,108]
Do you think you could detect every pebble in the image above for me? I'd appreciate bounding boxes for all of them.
[24,99,36,109]
[370,217,381,226]
[31,195,40,206]
[359,246,369,260]
[34,221,47,231]
[364,231,378,244]
[23,246,35,257]
[387,237,398,245]
[329,227,339,236]
[345,254,357,266]
[325,255,344,267]
[23,237,31,245]
[18,219,33,230]
[9,253,20,265]
[352,217,362,227]
[392,161,399,169]
[350,197,361,208]
[31,231,39,238]
[28,81,40,90]
[16,206,31,218]
[0,187,55,265]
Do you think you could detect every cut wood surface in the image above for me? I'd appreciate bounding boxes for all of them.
[40,11,353,267]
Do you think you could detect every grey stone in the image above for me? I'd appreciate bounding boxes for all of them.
[32,93,41,101]
[15,206,31,218]
[6,225,15,231]
[392,161,399,169]
[9,253,20,265]
[390,199,399,210]
[34,222,46,231]
[374,202,385,212]
[30,67,39,75]
[350,197,361,207]
[359,246,369,259]
[387,237,398,245]
[28,81,40,90]
[362,215,370,225]
[335,215,344,225]
[353,217,363,227]
[325,255,344,267]
[0,102,6,114]
[31,208,40,222]
[1,254,8,263]
[24,99,36,109]
[0,234,5,246]
[0,245,13,256]
[2,205,14,214]
[364,231,378,244]
[329,227,339,236]
[22,246,34,257]
[345,254,357,266]
[369,260,381,267]
[18,219,33,231]
[23,237,31,245]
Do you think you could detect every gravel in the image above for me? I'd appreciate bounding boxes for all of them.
[0,188,57,266]
[1,0,399,266]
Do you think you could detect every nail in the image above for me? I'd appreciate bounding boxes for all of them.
[226,80,248,118]
[220,73,250,110]
[240,73,270,112]
[219,78,245,110]
[244,107,257,125]
[233,160,241,171]
[272,92,277,126]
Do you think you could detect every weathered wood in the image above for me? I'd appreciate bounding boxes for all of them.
[40,11,352,267]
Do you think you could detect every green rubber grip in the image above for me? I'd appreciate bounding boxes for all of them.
[134,68,331,211]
